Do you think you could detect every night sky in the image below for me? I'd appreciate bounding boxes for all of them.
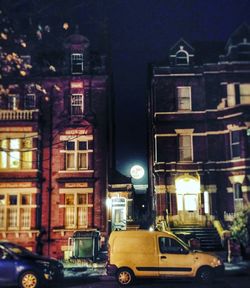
[2,0,250,184]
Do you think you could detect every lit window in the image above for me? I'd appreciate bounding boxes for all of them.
[239,84,250,104]
[176,50,189,65]
[204,191,210,214]
[64,140,89,170]
[227,84,236,106]
[71,94,84,116]
[71,53,83,74]
[179,135,193,162]
[230,130,240,159]
[64,193,88,228]
[0,138,32,170]
[0,193,32,230]
[177,87,191,111]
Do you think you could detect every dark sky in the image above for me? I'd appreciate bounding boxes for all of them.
[2,0,250,184]
[105,0,250,183]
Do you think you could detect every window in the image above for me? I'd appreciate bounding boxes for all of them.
[64,140,89,170]
[71,94,84,116]
[71,53,83,74]
[227,84,236,107]
[64,193,88,228]
[233,183,243,212]
[239,84,250,104]
[177,87,191,110]
[179,135,193,161]
[8,95,19,110]
[230,130,240,159]
[159,237,186,254]
[0,138,32,170]
[0,193,32,230]
[24,94,36,109]
[176,50,189,65]
[247,129,250,154]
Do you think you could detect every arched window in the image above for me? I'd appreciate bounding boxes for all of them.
[176,50,189,65]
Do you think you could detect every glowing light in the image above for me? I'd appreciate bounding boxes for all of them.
[130,165,144,179]
[175,177,200,194]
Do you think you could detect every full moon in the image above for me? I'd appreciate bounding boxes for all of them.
[130,165,144,179]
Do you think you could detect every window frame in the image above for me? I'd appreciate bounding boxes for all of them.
[239,84,250,104]
[230,130,241,159]
[0,138,33,170]
[71,53,84,74]
[0,192,33,230]
[175,50,189,65]
[64,139,89,171]
[71,94,84,116]
[178,134,193,162]
[64,192,89,229]
[177,86,192,111]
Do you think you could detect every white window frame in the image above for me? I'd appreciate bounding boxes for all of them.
[177,86,192,111]
[233,183,243,212]
[176,50,189,65]
[239,84,250,104]
[227,83,236,107]
[63,139,90,171]
[71,53,83,74]
[8,94,19,110]
[178,134,193,162]
[64,192,89,228]
[71,94,84,116]
[0,138,32,170]
[0,192,33,230]
[230,130,240,159]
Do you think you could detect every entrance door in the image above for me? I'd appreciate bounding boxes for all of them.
[177,193,199,224]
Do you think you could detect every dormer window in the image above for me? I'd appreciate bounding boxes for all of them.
[71,53,83,74]
[176,49,189,65]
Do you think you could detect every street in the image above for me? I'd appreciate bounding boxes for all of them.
[53,275,250,288]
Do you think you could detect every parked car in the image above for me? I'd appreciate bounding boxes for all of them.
[107,230,224,286]
[0,240,64,288]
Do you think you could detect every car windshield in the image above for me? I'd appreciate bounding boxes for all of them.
[3,242,35,257]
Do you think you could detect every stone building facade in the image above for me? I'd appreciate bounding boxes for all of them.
[148,24,250,227]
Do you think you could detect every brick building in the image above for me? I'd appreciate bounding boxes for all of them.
[148,24,250,227]
[0,29,112,258]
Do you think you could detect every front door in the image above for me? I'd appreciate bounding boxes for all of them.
[177,193,199,224]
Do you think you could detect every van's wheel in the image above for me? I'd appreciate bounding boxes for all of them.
[196,267,214,283]
[19,271,40,288]
[117,268,134,286]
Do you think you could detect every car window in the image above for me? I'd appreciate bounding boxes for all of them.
[3,243,34,257]
[0,247,11,260]
[159,237,187,254]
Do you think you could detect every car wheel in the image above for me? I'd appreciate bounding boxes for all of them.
[196,267,214,283]
[117,268,135,286]
[19,271,40,288]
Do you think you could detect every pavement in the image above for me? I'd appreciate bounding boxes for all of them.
[62,250,250,281]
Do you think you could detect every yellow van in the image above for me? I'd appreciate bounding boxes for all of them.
[106,230,224,286]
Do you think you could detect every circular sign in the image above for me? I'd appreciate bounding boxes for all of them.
[130,165,144,179]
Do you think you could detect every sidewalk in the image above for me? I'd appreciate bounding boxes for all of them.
[62,251,250,280]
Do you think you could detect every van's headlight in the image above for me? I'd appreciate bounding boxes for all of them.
[212,257,223,266]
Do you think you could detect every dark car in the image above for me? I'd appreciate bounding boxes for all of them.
[0,241,64,288]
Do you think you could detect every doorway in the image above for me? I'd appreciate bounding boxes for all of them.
[175,176,200,225]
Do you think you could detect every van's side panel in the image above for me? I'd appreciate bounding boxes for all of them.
[109,231,159,277]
